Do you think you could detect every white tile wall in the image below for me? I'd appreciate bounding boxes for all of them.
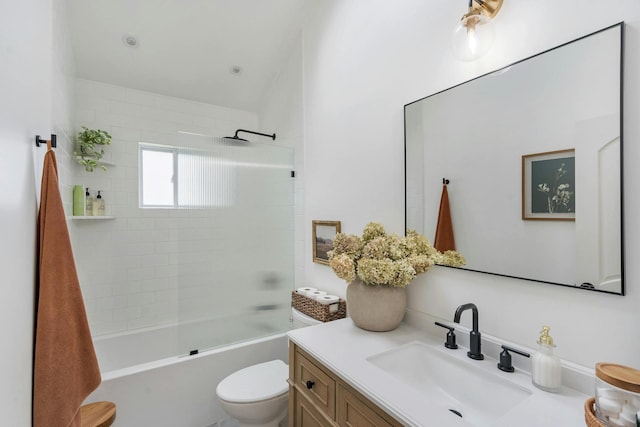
[71,80,297,337]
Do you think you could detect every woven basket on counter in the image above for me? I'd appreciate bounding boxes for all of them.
[291,291,346,323]
[584,397,606,427]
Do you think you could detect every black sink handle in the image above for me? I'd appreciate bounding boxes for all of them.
[434,322,459,350]
[498,345,530,373]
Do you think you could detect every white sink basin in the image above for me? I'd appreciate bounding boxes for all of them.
[367,341,532,426]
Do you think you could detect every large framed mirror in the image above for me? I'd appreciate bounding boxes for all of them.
[405,23,624,295]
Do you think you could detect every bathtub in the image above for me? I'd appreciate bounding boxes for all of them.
[85,321,290,427]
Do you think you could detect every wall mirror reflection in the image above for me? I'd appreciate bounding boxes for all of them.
[405,23,624,295]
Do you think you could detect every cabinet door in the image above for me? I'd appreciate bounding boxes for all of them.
[294,389,335,427]
[337,384,394,427]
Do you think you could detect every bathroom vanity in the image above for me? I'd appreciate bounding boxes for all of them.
[289,342,402,426]
[287,319,590,426]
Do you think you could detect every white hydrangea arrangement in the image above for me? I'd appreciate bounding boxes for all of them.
[328,222,465,288]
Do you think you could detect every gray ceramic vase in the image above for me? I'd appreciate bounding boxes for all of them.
[346,278,407,332]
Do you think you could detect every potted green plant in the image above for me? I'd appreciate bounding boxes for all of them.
[328,222,465,331]
[74,126,112,172]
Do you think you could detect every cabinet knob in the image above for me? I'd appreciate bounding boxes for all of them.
[306,380,315,389]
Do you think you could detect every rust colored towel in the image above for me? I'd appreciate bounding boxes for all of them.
[434,183,456,252]
[34,145,101,427]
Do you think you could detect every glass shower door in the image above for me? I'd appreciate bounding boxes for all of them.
[175,138,294,355]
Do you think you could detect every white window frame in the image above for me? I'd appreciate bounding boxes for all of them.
[139,143,234,209]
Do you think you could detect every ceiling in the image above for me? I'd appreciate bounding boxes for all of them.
[68,0,311,112]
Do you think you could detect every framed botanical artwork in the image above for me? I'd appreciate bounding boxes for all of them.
[312,220,341,265]
[522,149,576,221]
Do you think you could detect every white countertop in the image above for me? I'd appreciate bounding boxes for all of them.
[288,318,590,427]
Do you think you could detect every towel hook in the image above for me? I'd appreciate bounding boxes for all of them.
[443,178,450,185]
[35,134,57,148]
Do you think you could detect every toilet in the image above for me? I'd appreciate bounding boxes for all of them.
[215,308,321,427]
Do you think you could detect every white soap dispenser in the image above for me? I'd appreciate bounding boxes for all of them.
[531,325,562,393]
[92,190,105,216]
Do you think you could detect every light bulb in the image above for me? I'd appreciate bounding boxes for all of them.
[467,27,478,55]
[452,13,495,61]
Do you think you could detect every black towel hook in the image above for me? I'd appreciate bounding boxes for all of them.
[443,178,450,185]
[35,134,57,148]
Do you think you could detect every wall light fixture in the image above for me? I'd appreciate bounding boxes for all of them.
[452,0,503,61]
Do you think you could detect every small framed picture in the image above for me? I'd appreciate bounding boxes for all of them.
[522,149,576,221]
[312,220,341,265]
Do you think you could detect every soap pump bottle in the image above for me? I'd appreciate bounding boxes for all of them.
[92,190,105,216]
[85,187,93,216]
[531,325,562,393]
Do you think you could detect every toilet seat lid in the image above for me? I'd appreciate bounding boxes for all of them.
[216,359,288,403]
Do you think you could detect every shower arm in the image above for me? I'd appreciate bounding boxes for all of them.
[233,129,276,141]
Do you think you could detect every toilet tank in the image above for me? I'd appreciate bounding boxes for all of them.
[291,308,323,329]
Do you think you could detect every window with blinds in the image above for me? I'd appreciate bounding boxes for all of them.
[139,143,235,208]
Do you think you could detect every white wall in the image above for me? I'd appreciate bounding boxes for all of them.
[0,0,76,423]
[50,0,78,214]
[302,0,640,369]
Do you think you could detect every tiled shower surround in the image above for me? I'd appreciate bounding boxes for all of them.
[71,80,294,339]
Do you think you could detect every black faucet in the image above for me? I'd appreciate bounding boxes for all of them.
[453,303,484,360]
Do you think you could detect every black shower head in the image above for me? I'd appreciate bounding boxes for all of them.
[223,135,249,142]
[224,129,276,142]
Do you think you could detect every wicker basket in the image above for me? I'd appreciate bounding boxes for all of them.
[291,291,346,323]
[584,397,606,427]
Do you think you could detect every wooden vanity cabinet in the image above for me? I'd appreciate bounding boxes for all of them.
[289,342,403,427]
